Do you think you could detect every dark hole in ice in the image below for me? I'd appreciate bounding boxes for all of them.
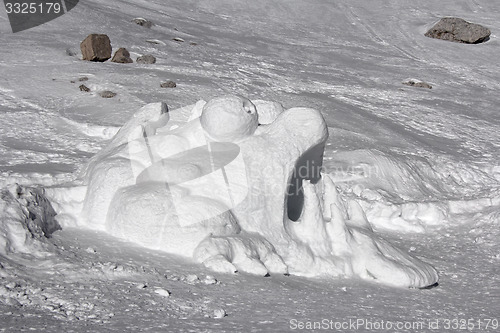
[286,143,325,221]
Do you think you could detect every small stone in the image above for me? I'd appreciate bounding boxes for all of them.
[111,48,133,64]
[85,247,96,253]
[136,54,156,64]
[160,81,176,88]
[99,91,117,98]
[172,37,185,43]
[132,18,153,28]
[213,308,226,318]
[80,34,112,62]
[402,79,432,89]
[79,77,89,82]
[66,48,78,57]
[135,283,147,289]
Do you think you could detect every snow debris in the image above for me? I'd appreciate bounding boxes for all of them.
[213,308,227,319]
[85,247,96,253]
[132,17,153,28]
[135,283,148,289]
[201,275,217,285]
[185,274,200,284]
[154,288,171,297]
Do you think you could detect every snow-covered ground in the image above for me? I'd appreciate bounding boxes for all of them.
[1,0,499,332]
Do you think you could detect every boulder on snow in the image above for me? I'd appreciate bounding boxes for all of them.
[80,34,112,62]
[136,54,156,64]
[402,79,432,89]
[111,48,133,63]
[79,84,91,92]
[160,81,176,88]
[425,17,491,44]
[99,91,117,98]
[132,18,153,28]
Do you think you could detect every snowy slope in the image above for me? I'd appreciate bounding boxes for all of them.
[1,0,500,331]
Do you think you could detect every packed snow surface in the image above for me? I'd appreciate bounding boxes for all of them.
[0,0,499,331]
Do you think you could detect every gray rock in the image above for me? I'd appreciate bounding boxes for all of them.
[425,17,491,44]
[132,18,153,28]
[80,34,112,62]
[66,47,79,57]
[160,81,176,88]
[402,79,432,89]
[136,54,156,64]
[99,91,117,98]
[111,48,133,63]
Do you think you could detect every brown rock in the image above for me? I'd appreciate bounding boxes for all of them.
[79,84,91,92]
[111,48,133,63]
[80,34,112,62]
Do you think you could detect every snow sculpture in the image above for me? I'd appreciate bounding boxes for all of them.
[72,95,438,288]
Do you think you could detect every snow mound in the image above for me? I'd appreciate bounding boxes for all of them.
[53,96,438,288]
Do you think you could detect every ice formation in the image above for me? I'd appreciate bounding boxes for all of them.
[0,185,59,255]
[53,96,438,288]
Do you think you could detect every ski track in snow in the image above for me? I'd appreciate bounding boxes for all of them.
[1,0,500,331]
